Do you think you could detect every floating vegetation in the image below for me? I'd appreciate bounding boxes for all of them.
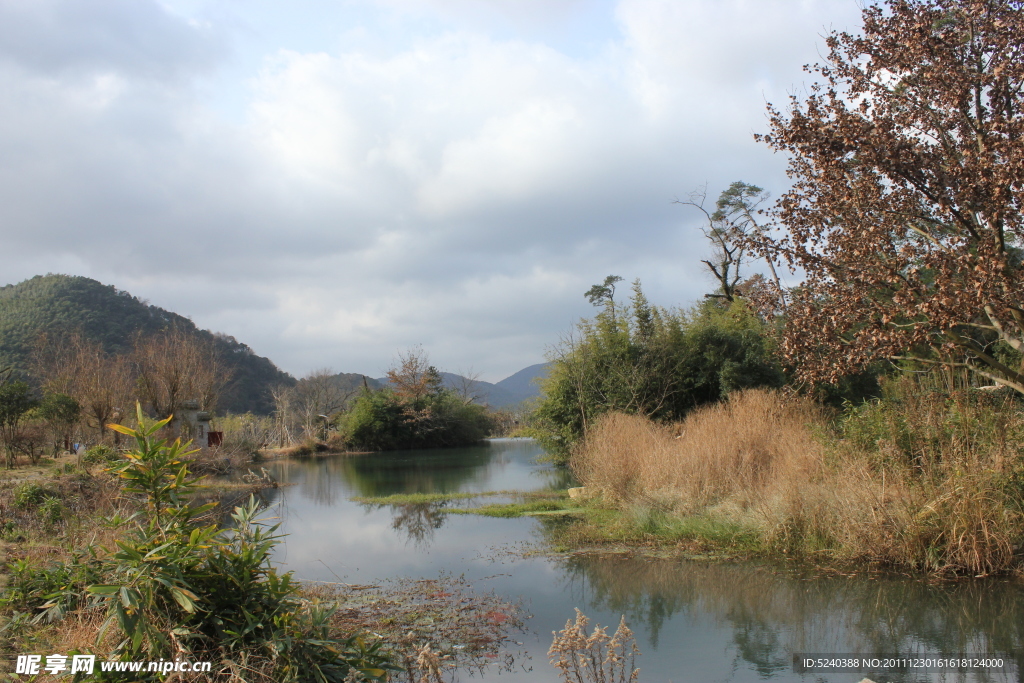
[352,490,577,522]
[309,573,532,679]
[350,491,504,505]
[447,499,576,518]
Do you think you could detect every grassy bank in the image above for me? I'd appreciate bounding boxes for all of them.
[563,383,1024,575]
[353,489,576,515]
[0,429,526,681]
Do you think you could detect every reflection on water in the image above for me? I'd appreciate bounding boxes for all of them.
[388,503,448,546]
[556,555,1024,682]
[259,439,1023,683]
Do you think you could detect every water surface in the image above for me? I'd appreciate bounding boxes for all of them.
[253,440,1023,683]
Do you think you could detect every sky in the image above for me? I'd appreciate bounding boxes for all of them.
[0,0,865,382]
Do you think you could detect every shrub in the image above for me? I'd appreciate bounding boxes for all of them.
[38,496,64,527]
[341,388,492,451]
[838,373,1024,471]
[81,444,120,466]
[533,290,783,463]
[32,405,398,681]
[12,482,48,509]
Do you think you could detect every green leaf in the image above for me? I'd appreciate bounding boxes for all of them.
[106,423,137,436]
[169,587,197,613]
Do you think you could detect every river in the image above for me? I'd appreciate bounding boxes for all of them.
[250,439,1023,683]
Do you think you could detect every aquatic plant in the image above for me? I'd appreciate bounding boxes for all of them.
[548,609,639,683]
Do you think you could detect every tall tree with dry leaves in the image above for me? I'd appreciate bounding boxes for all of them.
[751,0,1024,392]
[386,347,443,401]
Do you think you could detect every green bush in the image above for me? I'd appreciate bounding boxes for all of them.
[38,496,64,527]
[12,482,47,509]
[31,406,398,682]
[532,287,784,462]
[341,388,492,451]
[838,373,1024,470]
[81,444,121,466]
[0,520,20,541]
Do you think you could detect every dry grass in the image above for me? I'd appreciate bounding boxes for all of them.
[548,609,639,683]
[573,389,825,512]
[570,387,1024,575]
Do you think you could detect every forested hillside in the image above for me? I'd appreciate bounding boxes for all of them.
[0,274,294,414]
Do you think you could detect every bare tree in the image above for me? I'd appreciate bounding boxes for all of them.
[292,368,356,439]
[451,368,485,405]
[133,327,228,423]
[270,384,295,447]
[34,333,132,441]
[678,182,782,304]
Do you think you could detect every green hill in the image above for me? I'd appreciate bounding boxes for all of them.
[0,274,295,414]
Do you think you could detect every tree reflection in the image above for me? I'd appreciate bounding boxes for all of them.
[554,554,1024,682]
[264,446,496,503]
[388,502,449,546]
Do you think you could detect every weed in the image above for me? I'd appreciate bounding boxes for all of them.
[38,496,64,527]
[12,483,47,509]
[548,609,639,683]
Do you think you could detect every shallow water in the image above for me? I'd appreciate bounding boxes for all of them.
[251,440,1023,683]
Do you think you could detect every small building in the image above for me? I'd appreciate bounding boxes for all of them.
[178,399,221,448]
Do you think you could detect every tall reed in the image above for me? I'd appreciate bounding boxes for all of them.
[571,384,1024,574]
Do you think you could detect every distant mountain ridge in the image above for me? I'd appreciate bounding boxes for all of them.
[0,274,295,414]
[375,363,549,408]
[494,363,549,405]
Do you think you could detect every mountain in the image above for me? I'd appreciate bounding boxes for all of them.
[0,274,295,414]
[374,364,549,408]
[494,363,550,405]
[330,372,384,394]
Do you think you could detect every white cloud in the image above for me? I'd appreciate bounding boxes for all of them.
[0,0,864,381]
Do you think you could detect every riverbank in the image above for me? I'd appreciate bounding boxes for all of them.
[560,386,1024,577]
[0,445,529,680]
[341,381,1024,577]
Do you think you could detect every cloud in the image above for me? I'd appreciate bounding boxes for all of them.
[0,0,223,80]
[0,0,863,380]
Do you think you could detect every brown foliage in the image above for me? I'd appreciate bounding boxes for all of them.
[572,388,1024,574]
[751,0,1024,392]
[33,333,133,439]
[386,347,442,401]
[133,326,228,419]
